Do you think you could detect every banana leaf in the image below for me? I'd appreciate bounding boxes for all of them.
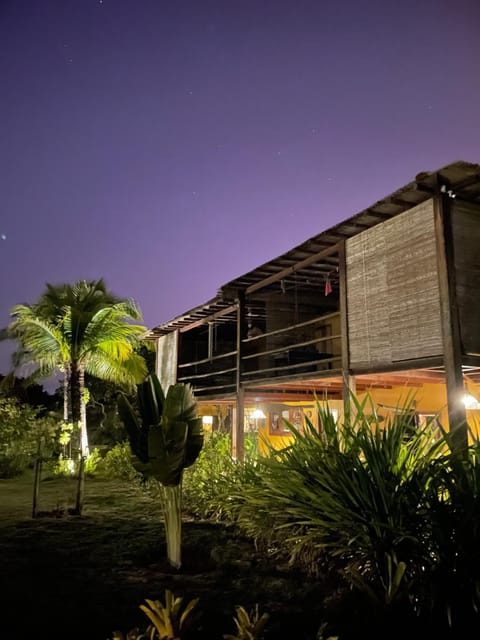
[118,374,204,486]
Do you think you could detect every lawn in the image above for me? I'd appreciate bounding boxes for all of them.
[0,470,332,640]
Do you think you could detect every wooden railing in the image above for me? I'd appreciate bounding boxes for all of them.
[176,311,342,396]
[241,312,342,383]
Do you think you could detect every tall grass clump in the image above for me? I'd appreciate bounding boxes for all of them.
[179,394,480,634]
[414,423,480,629]
[230,394,444,610]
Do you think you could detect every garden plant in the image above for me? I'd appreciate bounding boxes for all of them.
[118,372,204,569]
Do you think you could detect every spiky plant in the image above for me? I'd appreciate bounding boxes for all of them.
[230,393,444,608]
[223,604,270,640]
[112,590,199,640]
[415,423,480,628]
[118,373,203,568]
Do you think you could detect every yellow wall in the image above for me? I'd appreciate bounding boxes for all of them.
[359,383,480,439]
[357,384,449,429]
[254,383,480,453]
[200,380,480,453]
[256,398,345,454]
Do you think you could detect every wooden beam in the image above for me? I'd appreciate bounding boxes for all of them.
[337,240,356,417]
[433,184,468,452]
[352,356,444,376]
[447,171,480,194]
[234,291,246,461]
[178,304,237,333]
[245,244,340,295]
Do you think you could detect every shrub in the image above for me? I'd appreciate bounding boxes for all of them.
[0,397,58,478]
[230,395,444,605]
[42,447,103,479]
[111,591,269,640]
[182,431,260,521]
[413,428,480,628]
[101,441,140,481]
[84,447,102,475]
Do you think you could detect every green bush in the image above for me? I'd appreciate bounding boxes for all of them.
[42,447,103,479]
[0,397,58,478]
[228,396,444,605]
[182,431,260,521]
[101,441,141,481]
[84,447,102,475]
[414,428,480,628]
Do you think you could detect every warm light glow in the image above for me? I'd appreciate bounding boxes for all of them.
[463,394,480,410]
[252,408,266,419]
[202,415,214,426]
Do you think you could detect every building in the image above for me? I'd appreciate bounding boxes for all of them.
[146,160,480,458]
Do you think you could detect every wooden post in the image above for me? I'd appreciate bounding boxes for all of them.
[208,322,213,361]
[75,456,85,515]
[433,183,468,453]
[233,291,246,461]
[32,458,42,518]
[339,241,356,421]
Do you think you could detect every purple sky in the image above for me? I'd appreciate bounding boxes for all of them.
[1,0,480,376]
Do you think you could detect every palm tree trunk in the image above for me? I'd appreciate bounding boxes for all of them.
[79,365,89,457]
[70,360,81,456]
[70,360,89,456]
[63,370,69,422]
[63,366,71,457]
[160,483,182,569]
[80,376,89,457]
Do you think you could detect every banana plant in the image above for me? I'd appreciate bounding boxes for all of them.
[118,373,203,569]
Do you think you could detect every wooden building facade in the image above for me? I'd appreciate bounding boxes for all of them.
[146,161,480,457]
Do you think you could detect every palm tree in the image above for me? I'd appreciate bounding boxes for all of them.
[5,279,148,455]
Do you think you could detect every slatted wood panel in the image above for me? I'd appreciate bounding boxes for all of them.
[346,199,443,368]
[452,201,480,355]
[156,331,179,389]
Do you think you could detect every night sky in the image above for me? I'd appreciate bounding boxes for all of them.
[1,0,480,377]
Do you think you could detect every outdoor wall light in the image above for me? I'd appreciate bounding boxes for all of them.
[462,394,480,410]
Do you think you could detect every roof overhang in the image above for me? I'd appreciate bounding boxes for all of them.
[146,160,480,337]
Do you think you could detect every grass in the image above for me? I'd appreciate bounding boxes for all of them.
[0,469,332,640]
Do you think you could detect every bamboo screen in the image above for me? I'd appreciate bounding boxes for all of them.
[346,199,443,369]
[156,331,179,389]
[452,200,480,356]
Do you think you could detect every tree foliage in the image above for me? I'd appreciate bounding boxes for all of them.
[4,279,148,455]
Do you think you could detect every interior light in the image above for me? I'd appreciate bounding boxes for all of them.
[462,394,480,410]
[252,408,266,419]
[202,415,213,426]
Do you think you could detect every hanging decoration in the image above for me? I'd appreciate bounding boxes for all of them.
[324,274,332,296]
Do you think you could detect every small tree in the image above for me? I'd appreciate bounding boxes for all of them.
[118,373,203,568]
[4,279,148,456]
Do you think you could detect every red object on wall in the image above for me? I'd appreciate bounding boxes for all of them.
[324,276,332,296]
